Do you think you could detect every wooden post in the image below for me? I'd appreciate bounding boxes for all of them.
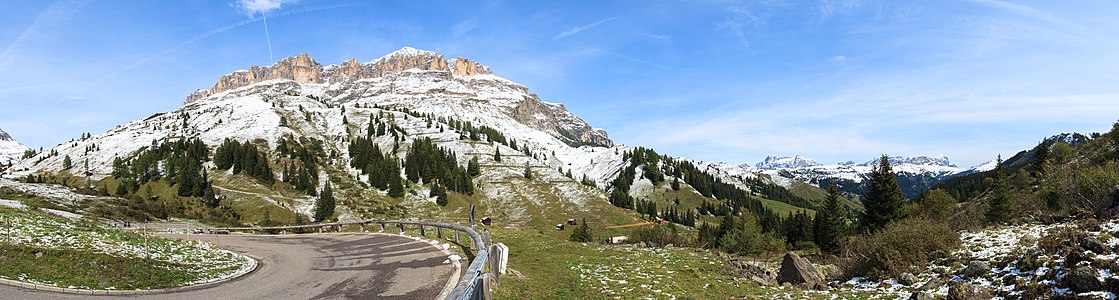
[437,227,443,239]
[455,230,460,244]
[360,224,366,232]
[420,225,425,236]
[380,223,386,232]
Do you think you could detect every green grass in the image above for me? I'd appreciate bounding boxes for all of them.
[0,206,248,290]
[0,244,196,290]
[490,227,755,299]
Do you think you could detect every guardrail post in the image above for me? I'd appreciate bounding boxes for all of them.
[455,231,460,244]
[420,225,425,236]
[336,225,341,232]
[360,223,366,232]
[437,227,443,239]
[379,223,385,232]
[318,226,323,233]
[398,223,404,233]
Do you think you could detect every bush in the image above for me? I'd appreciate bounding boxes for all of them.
[629,223,689,247]
[843,218,960,278]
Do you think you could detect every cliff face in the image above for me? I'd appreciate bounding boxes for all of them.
[183,47,613,147]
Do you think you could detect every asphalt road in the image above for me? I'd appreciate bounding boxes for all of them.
[0,233,458,300]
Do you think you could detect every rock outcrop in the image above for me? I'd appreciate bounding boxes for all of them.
[777,252,824,289]
[181,47,615,148]
[947,282,992,300]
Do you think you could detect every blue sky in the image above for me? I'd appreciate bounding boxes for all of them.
[1,0,1118,167]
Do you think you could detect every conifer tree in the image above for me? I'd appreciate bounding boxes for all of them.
[569,218,594,242]
[314,181,335,222]
[813,184,847,254]
[467,157,481,177]
[62,155,73,169]
[493,148,502,162]
[387,162,405,198]
[523,164,533,179]
[861,155,905,233]
[986,156,1012,224]
[203,185,218,208]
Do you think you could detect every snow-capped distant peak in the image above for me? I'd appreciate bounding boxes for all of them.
[970,158,999,173]
[752,155,821,170]
[375,46,440,61]
[0,128,30,166]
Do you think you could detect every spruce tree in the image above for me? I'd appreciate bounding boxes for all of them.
[62,155,73,169]
[523,164,533,179]
[387,162,405,198]
[314,181,335,222]
[569,218,594,242]
[813,184,847,254]
[494,148,502,162]
[861,155,905,233]
[467,157,481,177]
[986,156,1012,224]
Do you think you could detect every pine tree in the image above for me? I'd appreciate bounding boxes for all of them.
[986,156,1012,225]
[813,184,848,254]
[671,177,681,191]
[861,155,905,233]
[314,181,335,222]
[523,164,533,179]
[467,157,481,177]
[493,148,502,162]
[203,186,218,208]
[62,155,73,169]
[388,162,405,198]
[569,218,594,242]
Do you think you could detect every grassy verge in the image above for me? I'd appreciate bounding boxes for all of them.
[0,206,250,290]
[490,227,755,299]
[0,244,195,289]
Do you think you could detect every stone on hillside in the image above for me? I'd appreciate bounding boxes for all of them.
[1068,265,1103,293]
[920,277,946,291]
[1106,277,1119,294]
[963,261,990,278]
[909,291,934,300]
[898,273,919,286]
[777,252,823,289]
[947,281,992,300]
[818,264,844,282]
[1079,236,1108,254]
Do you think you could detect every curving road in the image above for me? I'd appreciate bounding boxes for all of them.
[0,233,458,300]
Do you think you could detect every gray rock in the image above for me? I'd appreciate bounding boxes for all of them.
[1079,236,1108,254]
[818,264,844,282]
[1068,265,1103,293]
[920,277,946,291]
[1106,277,1119,294]
[963,261,991,278]
[898,273,919,286]
[909,291,935,300]
[777,252,823,289]
[947,281,993,300]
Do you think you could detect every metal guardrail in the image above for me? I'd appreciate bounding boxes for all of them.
[209,219,494,300]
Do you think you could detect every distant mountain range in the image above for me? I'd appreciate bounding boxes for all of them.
[745,132,1100,199]
[0,128,29,166]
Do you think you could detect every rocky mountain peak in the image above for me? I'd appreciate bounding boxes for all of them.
[753,155,821,170]
[0,128,13,141]
[860,155,955,168]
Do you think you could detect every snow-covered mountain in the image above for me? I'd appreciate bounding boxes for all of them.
[750,155,966,198]
[755,155,820,169]
[0,128,30,167]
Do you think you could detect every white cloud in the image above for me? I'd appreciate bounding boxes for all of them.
[237,0,297,16]
[829,55,847,64]
[552,18,616,41]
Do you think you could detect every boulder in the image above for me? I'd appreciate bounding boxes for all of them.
[1106,277,1119,294]
[909,291,935,300]
[1068,265,1103,293]
[777,252,823,289]
[818,264,844,282]
[1079,236,1109,254]
[947,281,993,300]
[963,261,991,278]
[897,273,919,286]
[920,277,946,291]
